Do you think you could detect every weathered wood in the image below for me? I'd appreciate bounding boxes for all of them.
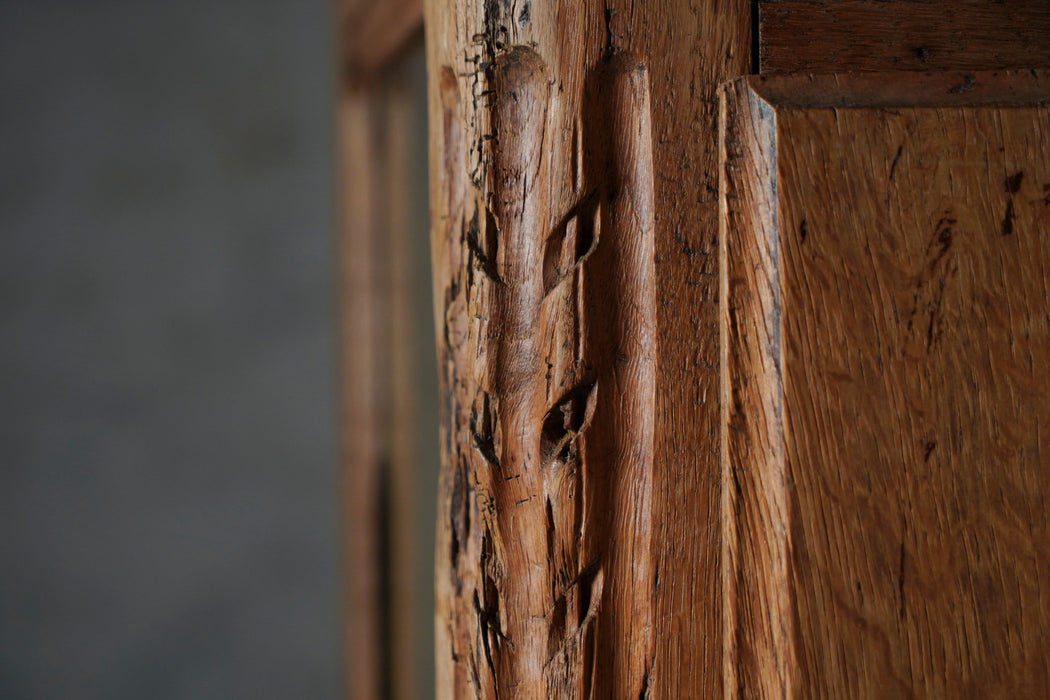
[425,1,750,697]
[759,0,1050,74]
[720,70,1050,698]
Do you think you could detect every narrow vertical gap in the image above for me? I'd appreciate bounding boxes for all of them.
[750,0,761,73]
[377,459,394,700]
[370,85,396,700]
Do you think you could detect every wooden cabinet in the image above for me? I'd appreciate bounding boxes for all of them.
[339,1,1050,697]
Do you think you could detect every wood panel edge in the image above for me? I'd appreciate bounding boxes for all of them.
[742,69,1050,110]
[719,77,796,700]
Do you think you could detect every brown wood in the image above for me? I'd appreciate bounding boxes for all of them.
[338,55,430,699]
[737,70,1050,109]
[759,0,1050,74]
[341,0,423,86]
[382,69,423,700]
[424,1,750,697]
[720,69,1050,698]
[337,90,384,700]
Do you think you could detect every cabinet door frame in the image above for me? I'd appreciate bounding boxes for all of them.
[336,3,424,698]
[340,1,1050,698]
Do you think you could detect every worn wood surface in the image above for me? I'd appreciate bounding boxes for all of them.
[759,0,1050,74]
[721,70,1050,698]
[425,0,750,697]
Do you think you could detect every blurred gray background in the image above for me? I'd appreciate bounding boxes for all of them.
[0,1,342,697]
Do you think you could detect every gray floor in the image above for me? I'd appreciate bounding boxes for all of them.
[0,2,340,697]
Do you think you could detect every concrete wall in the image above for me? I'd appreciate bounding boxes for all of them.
[0,2,340,697]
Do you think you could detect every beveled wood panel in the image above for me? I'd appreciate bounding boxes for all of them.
[721,70,1050,698]
[760,0,1050,74]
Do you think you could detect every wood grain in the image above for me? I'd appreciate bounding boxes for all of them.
[759,0,1050,74]
[719,80,794,700]
[721,70,1050,698]
[482,46,557,696]
[582,53,657,700]
[424,1,750,697]
[740,70,1050,110]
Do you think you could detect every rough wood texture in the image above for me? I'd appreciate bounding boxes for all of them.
[425,1,750,697]
[759,0,1050,74]
[582,53,657,699]
[720,70,1050,698]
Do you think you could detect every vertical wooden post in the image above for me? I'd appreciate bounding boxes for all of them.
[424,1,751,696]
[337,89,385,700]
[382,68,423,700]
[338,28,426,699]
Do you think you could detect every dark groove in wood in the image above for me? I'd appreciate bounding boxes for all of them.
[759,0,1050,74]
